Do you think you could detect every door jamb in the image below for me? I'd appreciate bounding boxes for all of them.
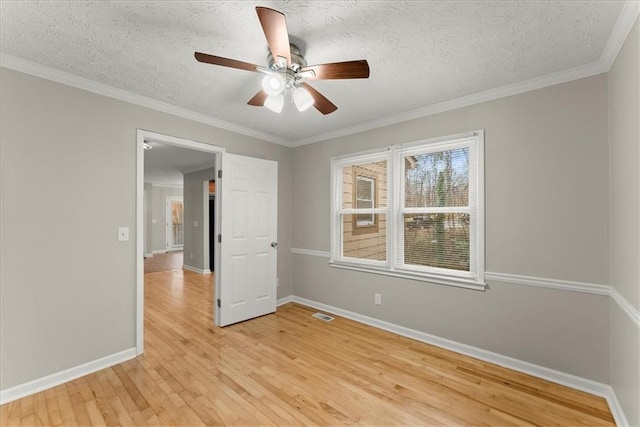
[136,129,224,356]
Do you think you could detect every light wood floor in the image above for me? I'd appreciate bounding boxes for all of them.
[1,269,615,426]
[144,251,183,274]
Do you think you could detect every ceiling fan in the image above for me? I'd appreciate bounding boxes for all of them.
[194,6,370,115]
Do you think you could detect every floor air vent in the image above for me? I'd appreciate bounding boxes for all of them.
[312,312,334,322]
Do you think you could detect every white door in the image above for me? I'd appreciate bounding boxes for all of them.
[218,154,278,326]
[166,196,184,250]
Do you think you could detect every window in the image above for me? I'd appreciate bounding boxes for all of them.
[355,175,375,226]
[331,131,484,289]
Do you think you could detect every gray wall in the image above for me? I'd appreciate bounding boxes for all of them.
[183,168,215,271]
[2,21,638,416]
[149,184,183,253]
[608,16,640,426]
[292,74,611,383]
[0,67,293,390]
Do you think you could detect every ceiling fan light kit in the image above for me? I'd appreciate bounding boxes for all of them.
[194,6,370,115]
[264,94,285,113]
[261,73,286,96]
[293,87,314,112]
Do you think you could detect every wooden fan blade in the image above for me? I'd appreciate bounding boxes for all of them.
[300,60,370,80]
[247,90,268,106]
[256,7,291,67]
[301,82,337,115]
[194,52,260,72]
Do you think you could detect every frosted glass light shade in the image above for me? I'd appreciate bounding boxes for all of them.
[264,94,284,113]
[293,87,314,111]
[262,73,286,96]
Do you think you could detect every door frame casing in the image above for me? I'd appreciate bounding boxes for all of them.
[136,129,224,355]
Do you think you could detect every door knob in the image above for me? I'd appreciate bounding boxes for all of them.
[271,241,278,248]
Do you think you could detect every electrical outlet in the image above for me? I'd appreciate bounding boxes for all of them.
[374,293,382,305]
[190,252,194,259]
[276,278,280,287]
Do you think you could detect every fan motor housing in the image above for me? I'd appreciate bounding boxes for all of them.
[267,44,307,71]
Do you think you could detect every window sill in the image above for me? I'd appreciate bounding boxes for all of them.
[329,260,487,291]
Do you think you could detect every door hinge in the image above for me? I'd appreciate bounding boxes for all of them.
[217,299,221,308]
[218,170,222,179]
[218,234,222,243]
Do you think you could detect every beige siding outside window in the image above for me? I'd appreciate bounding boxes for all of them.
[341,161,387,261]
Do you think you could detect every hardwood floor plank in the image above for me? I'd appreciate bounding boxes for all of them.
[68,391,91,426]
[0,269,616,426]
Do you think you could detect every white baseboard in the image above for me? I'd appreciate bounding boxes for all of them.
[182,264,211,274]
[287,296,627,425]
[152,250,167,255]
[605,387,629,427]
[144,253,154,258]
[0,347,136,405]
[277,295,294,307]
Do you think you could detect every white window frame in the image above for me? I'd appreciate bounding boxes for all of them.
[355,175,375,226]
[330,130,485,291]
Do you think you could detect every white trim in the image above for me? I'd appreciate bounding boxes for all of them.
[136,132,145,355]
[144,253,154,258]
[3,0,636,152]
[291,248,331,258]
[0,54,288,146]
[0,48,606,149]
[0,348,136,405]
[291,63,608,147]
[277,295,294,307]
[148,182,183,189]
[292,249,640,330]
[152,249,168,255]
[607,388,630,427]
[330,131,485,291]
[485,271,611,296]
[600,0,640,70]
[288,296,624,419]
[137,129,224,355]
[182,264,211,275]
[330,261,487,291]
[610,287,640,328]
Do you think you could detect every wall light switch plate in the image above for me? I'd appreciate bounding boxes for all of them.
[118,227,129,242]
[193,221,198,227]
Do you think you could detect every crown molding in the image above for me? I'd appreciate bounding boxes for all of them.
[599,0,640,70]
[291,61,608,147]
[0,53,290,147]
[291,2,638,147]
[2,1,636,150]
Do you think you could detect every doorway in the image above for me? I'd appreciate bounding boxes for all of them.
[137,130,280,353]
[136,130,223,355]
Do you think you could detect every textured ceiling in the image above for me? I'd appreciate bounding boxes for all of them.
[144,142,217,186]
[0,1,627,146]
